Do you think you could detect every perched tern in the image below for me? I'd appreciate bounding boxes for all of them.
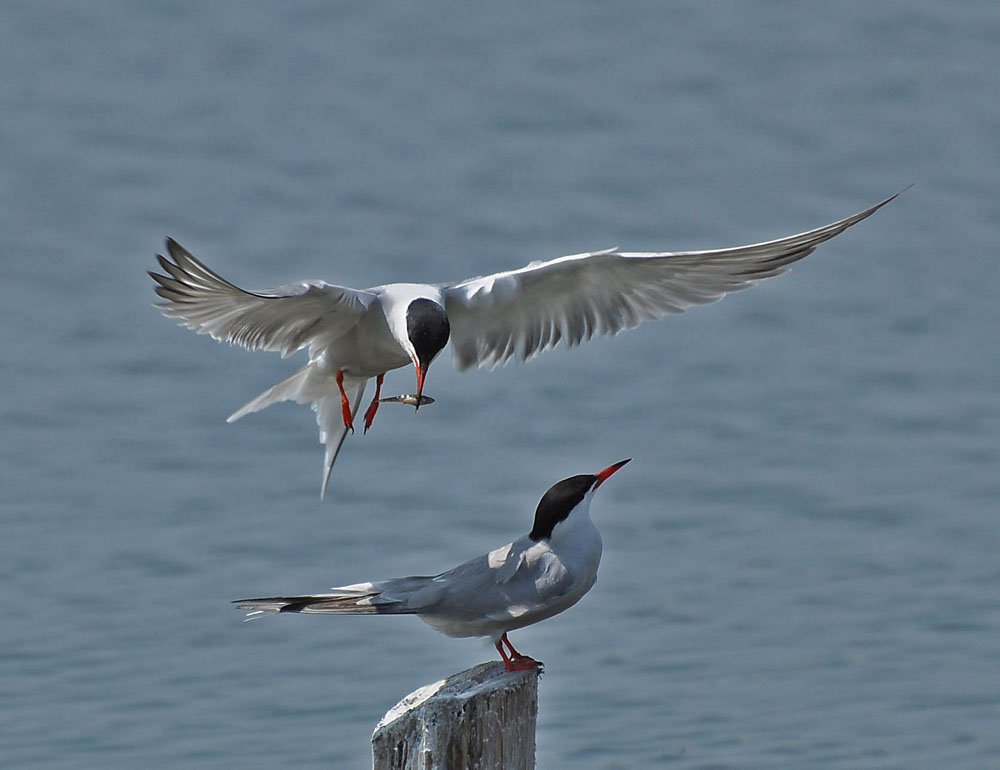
[235,459,630,671]
[151,193,899,496]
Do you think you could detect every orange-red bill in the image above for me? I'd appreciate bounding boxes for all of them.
[413,360,428,411]
[594,458,631,488]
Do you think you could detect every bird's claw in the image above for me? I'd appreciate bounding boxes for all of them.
[363,404,379,435]
[504,654,543,672]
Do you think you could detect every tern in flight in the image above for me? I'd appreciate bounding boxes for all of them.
[151,192,899,497]
[235,459,630,671]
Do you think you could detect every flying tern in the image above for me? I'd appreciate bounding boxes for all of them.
[235,459,630,670]
[151,193,899,496]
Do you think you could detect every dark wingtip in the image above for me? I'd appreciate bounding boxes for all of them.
[863,185,913,217]
[165,237,186,259]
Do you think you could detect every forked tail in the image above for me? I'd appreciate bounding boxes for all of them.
[226,365,313,422]
[226,365,368,498]
[314,379,366,498]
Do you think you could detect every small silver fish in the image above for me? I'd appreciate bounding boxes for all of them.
[379,394,435,407]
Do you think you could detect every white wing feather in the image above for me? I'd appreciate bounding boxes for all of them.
[443,193,900,370]
[151,239,376,358]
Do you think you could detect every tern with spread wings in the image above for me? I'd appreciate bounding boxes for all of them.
[235,459,629,670]
[151,193,899,496]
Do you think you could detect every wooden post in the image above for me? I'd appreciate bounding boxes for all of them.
[371,661,539,770]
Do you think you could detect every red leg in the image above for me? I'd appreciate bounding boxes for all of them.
[496,633,542,671]
[495,638,511,667]
[363,373,384,434]
[335,370,354,433]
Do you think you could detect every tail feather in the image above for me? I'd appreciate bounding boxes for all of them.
[316,378,367,499]
[224,364,368,498]
[235,588,415,617]
[236,594,387,615]
[235,576,440,618]
[227,365,313,423]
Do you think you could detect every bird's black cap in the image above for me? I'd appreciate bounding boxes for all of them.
[529,459,630,541]
[406,299,450,368]
[529,474,596,541]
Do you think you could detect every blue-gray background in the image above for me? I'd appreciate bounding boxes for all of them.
[2,2,998,768]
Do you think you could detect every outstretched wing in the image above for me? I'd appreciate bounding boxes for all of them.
[150,238,376,358]
[443,193,900,371]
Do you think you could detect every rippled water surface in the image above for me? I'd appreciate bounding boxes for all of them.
[2,3,998,768]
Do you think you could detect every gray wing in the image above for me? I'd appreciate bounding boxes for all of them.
[443,193,900,371]
[431,539,576,625]
[150,238,376,357]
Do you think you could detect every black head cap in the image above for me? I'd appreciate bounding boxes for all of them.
[529,474,597,542]
[406,299,451,367]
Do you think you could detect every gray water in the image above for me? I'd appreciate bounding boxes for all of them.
[2,2,998,768]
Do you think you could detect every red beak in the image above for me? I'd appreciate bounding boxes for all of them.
[413,359,428,411]
[594,458,631,489]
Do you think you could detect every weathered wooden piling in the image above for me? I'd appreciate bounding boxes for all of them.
[371,661,539,770]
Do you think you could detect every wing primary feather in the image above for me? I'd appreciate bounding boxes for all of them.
[150,239,375,357]
[444,192,902,371]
